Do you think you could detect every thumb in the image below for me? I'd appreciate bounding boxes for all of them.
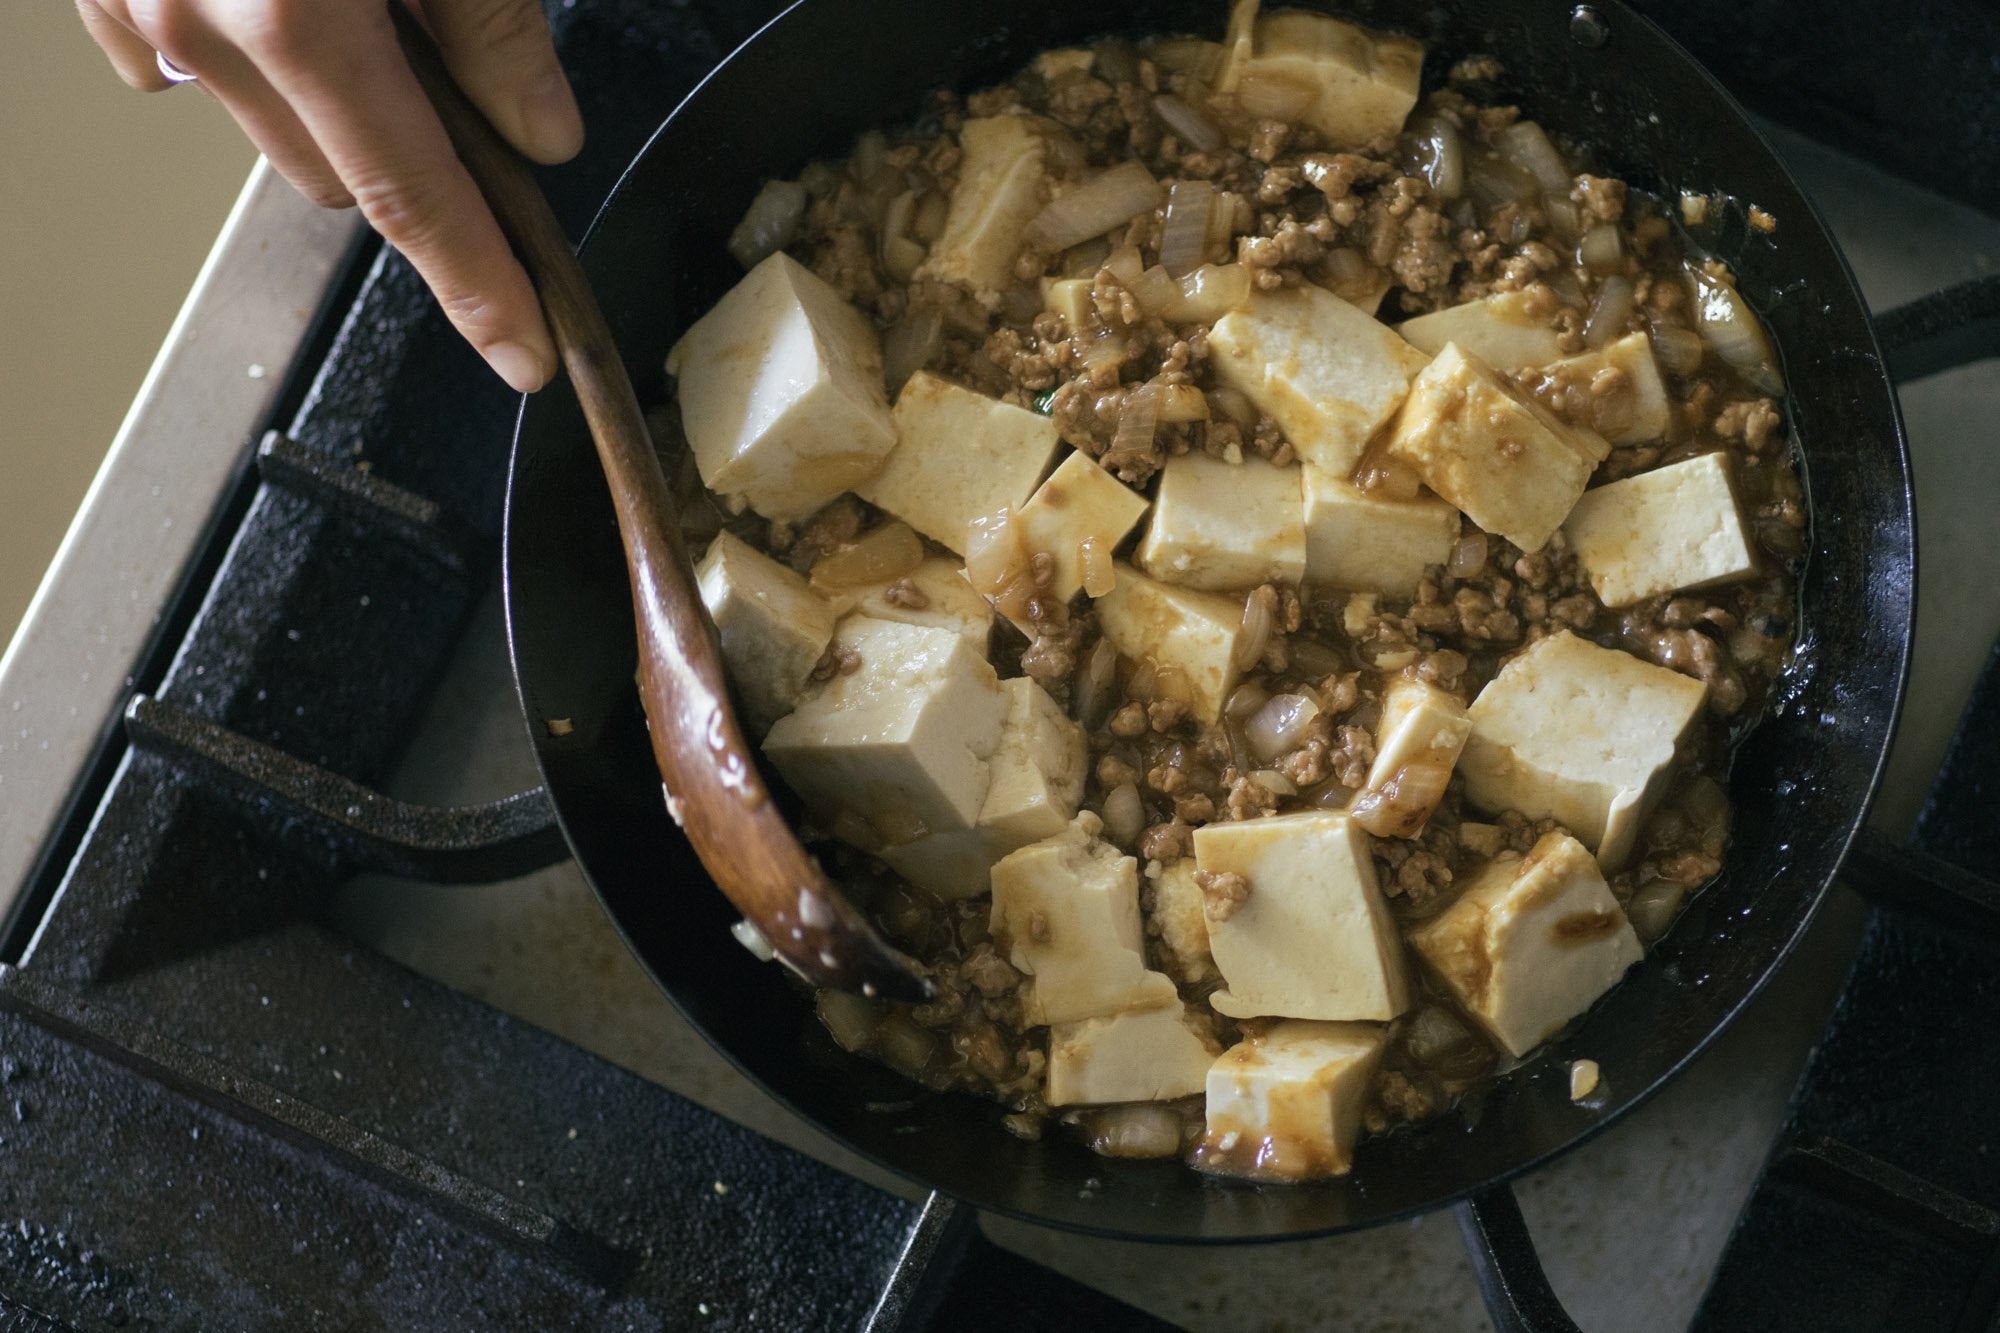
[418,0,583,165]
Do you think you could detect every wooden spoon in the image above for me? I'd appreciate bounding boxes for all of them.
[390,4,928,1001]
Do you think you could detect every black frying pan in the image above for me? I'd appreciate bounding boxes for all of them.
[503,0,1913,1242]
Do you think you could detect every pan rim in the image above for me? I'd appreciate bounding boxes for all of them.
[501,0,1915,1242]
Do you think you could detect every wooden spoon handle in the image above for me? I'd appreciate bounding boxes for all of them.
[390,5,927,1001]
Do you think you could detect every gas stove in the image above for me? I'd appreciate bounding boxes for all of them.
[2,1,1998,1327]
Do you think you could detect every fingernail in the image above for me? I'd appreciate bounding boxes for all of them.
[487,341,549,394]
[520,70,584,163]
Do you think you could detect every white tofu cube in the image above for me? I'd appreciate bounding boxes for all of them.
[1093,565,1247,724]
[1395,289,1566,369]
[981,678,1087,847]
[1563,453,1757,608]
[1218,3,1424,150]
[1016,450,1151,604]
[990,814,1179,1025]
[694,531,837,736]
[1461,630,1709,870]
[881,678,1085,901]
[858,371,1061,553]
[1384,342,1611,552]
[1350,679,1473,839]
[881,828,993,903]
[1192,811,1410,1021]
[1046,1001,1220,1106]
[666,252,896,521]
[916,116,1059,304]
[1136,452,1305,591]
[1407,831,1643,1056]
[763,616,1007,844]
[842,557,994,655]
[1540,332,1671,445]
[1300,466,1459,595]
[1145,859,1218,985]
[1196,1020,1387,1180]
[1208,285,1431,476]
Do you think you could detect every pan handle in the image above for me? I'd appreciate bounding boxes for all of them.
[124,694,570,883]
[1456,1184,1583,1333]
[1873,274,2000,385]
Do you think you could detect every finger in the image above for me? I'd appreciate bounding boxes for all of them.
[76,0,170,90]
[422,0,583,164]
[195,58,356,210]
[113,2,354,208]
[237,4,555,391]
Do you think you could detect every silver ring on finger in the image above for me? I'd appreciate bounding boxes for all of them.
[156,50,199,85]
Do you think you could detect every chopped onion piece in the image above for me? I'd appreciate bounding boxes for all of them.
[874,1016,936,1078]
[1352,447,1422,501]
[1233,588,1273,672]
[1160,180,1217,277]
[1543,198,1582,244]
[1404,1004,1475,1065]
[1079,327,1129,384]
[1105,243,1145,289]
[726,179,807,270]
[1287,637,1343,679]
[1495,121,1572,197]
[1448,532,1489,577]
[1246,692,1320,762]
[1028,162,1164,252]
[810,521,924,592]
[817,989,880,1053]
[1545,267,1585,309]
[964,508,1023,589]
[1319,247,1385,307]
[1076,1103,1184,1159]
[912,191,949,244]
[1110,381,1161,459]
[884,236,926,283]
[1404,114,1465,201]
[1073,636,1120,727]
[1649,322,1705,377]
[1079,534,1117,596]
[1225,679,1271,720]
[1584,275,1636,349]
[1210,383,1257,426]
[1101,781,1146,847]
[1687,264,1785,395]
[1466,150,1540,209]
[1626,877,1689,943]
[1156,384,1210,423]
[1250,769,1297,796]
[1162,262,1251,324]
[882,304,943,395]
[1064,236,1113,278]
[1128,265,1180,316]
[1154,94,1227,156]
[1578,223,1623,276]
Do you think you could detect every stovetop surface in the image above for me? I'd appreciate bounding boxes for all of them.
[4,0,2000,1327]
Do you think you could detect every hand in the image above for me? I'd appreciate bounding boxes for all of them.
[76,0,584,394]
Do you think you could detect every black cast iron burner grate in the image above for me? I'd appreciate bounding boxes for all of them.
[9,0,2000,1327]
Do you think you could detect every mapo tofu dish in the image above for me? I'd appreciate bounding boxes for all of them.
[660,0,1803,1181]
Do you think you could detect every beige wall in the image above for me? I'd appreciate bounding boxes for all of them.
[0,8,255,650]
